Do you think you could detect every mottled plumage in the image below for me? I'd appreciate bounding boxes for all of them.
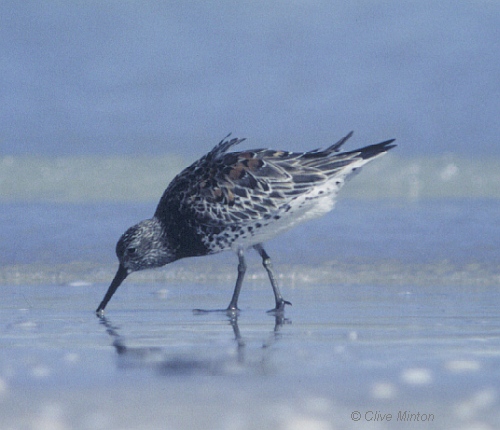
[96,132,396,314]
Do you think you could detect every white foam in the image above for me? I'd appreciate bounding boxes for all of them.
[67,281,93,287]
[63,352,80,363]
[371,382,397,399]
[400,368,433,385]
[454,388,498,421]
[347,331,358,341]
[154,288,169,299]
[445,360,481,373]
[32,365,51,379]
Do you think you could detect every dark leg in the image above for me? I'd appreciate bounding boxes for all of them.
[226,249,246,313]
[253,244,291,313]
[192,250,245,316]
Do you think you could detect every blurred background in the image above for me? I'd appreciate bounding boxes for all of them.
[0,1,499,269]
[1,1,498,159]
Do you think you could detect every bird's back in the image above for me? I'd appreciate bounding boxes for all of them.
[154,133,395,255]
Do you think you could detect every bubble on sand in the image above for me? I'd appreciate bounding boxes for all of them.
[400,368,432,385]
[32,365,51,379]
[68,281,92,287]
[347,331,358,341]
[371,382,397,399]
[445,359,481,373]
[155,288,169,299]
[454,388,497,421]
[63,352,80,363]
[16,321,37,330]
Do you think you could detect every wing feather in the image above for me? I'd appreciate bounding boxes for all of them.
[157,134,395,229]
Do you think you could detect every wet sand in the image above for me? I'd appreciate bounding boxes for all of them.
[1,279,499,430]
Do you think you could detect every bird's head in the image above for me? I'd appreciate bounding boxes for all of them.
[116,218,175,272]
[96,218,175,314]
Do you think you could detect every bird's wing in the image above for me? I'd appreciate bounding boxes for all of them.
[162,134,394,227]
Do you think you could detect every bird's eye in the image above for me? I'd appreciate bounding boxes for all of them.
[127,247,137,255]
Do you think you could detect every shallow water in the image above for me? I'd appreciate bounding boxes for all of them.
[1,281,499,429]
[2,198,500,267]
[1,199,499,429]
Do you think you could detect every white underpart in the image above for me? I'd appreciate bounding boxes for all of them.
[230,153,384,251]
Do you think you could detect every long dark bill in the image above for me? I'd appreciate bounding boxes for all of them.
[96,264,128,314]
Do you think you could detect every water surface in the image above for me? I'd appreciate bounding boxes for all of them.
[1,199,499,429]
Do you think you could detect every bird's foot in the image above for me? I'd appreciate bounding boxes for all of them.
[266,299,292,315]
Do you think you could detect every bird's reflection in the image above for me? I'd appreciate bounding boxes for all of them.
[97,314,290,376]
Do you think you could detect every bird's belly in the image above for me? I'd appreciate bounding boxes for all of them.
[199,187,338,253]
[229,193,336,251]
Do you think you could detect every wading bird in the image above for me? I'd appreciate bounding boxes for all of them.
[96,132,395,315]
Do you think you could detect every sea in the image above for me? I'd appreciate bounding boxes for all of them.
[0,153,499,430]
